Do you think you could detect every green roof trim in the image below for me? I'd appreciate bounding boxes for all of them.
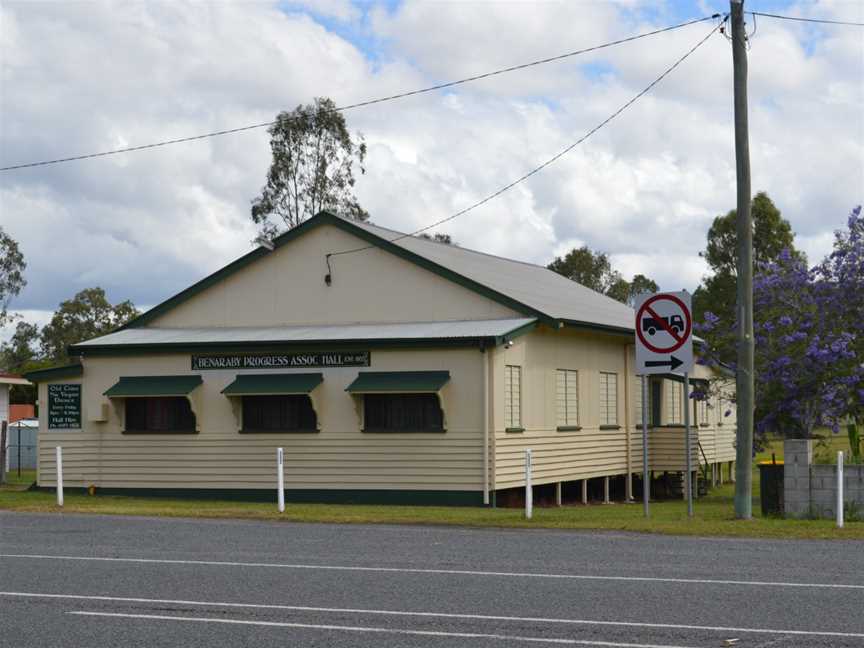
[560,319,633,337]
[104,375,203,397]
[346,371,450,393]
[23,363,83,383]
[221,373,323,396]
[120,211,554,330]
[69,334,528,357]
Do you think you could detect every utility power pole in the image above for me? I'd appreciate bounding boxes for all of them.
[731,0,754,519]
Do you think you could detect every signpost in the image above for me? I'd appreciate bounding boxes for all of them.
[634,291,695,517]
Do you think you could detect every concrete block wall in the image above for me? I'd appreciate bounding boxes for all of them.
[783,439,812,517]
[784,438,864,519]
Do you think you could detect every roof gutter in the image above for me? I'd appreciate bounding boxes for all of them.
[559,319,634,338]
[69,334,535,358]
[23,363,83,383]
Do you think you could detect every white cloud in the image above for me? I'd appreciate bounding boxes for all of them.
[0,310,54,346]
[0,0,861,347]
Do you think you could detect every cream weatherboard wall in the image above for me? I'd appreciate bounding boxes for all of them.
[150,224,518,328]
[490,326,634,490]
[643,369,737,473]
[37,348,486,494]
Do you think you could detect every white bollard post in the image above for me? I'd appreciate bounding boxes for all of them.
[277,447,285,513]
[837,451,844,529]
[55,446,64,508]
[525,448,533,520]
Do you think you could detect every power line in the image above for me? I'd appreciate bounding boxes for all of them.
[326,17,727,260]
[0,15,720,172]
[749,11,864,27]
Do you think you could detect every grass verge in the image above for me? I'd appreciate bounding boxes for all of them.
[2,438,860,539]
[1,477,862,541]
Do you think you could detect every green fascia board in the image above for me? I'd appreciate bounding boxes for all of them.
[104,375,203,397]
[346,370,451,393]
[120,211,554,330]
[494,320,537,345]
[560,319,633,337]
[221,373,323,395]
[23,363,83,383]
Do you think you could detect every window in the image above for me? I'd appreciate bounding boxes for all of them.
[665,381,682,425]
[599,372,618,427]
[242,395,317,432]
[698,398,710,426]
[651,379,662,427]
[363,394,443,432]
[125,397,196,433]
[556,369,579,428]
[504,365,522,430]
[718,394,734,425]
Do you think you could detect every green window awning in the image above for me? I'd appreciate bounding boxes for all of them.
[104,375,203,397]
[221,373,323,396]
[346,371,450,393]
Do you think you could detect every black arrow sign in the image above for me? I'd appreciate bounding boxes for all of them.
[645,356,683,371]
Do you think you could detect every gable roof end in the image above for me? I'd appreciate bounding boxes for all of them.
[121,211,636,334]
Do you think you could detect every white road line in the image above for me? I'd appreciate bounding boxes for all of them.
[66,611,700,648]
[1,553,863,591]
[4,591,864,639]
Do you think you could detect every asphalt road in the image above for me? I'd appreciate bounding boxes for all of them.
[1,512,863,647]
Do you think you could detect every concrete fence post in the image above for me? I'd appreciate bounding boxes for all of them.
[56,446,64,508]
[837,451,844,529]
[525,449,533,520]
[277,447,285,513]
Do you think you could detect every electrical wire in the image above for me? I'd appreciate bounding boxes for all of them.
[749,11,864,27]
[0,15,720,172]
[326,17,726,260]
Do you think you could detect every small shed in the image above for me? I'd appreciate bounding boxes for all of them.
[5,418,38,472]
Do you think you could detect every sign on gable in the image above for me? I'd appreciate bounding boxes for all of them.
[192,351,371,371]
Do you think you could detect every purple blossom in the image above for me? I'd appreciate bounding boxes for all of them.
[698,207,863,440]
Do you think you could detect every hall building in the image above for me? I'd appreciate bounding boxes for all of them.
[26,211,736,504]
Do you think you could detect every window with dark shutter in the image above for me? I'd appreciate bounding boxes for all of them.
[242,395,317,432]
[125,397,196,433]
[363,393,444,433]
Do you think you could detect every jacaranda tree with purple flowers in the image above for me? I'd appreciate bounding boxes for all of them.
[815,206,864,456]
[697,207,863,443]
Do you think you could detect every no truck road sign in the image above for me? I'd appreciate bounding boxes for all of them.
[635,291,693,375]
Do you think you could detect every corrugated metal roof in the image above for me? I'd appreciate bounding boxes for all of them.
[334,215,636,331]
[73,318,536,348]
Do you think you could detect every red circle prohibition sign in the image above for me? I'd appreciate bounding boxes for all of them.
[635,294,692,354]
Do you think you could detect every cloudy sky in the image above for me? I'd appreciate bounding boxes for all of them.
[1,0,862,338]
